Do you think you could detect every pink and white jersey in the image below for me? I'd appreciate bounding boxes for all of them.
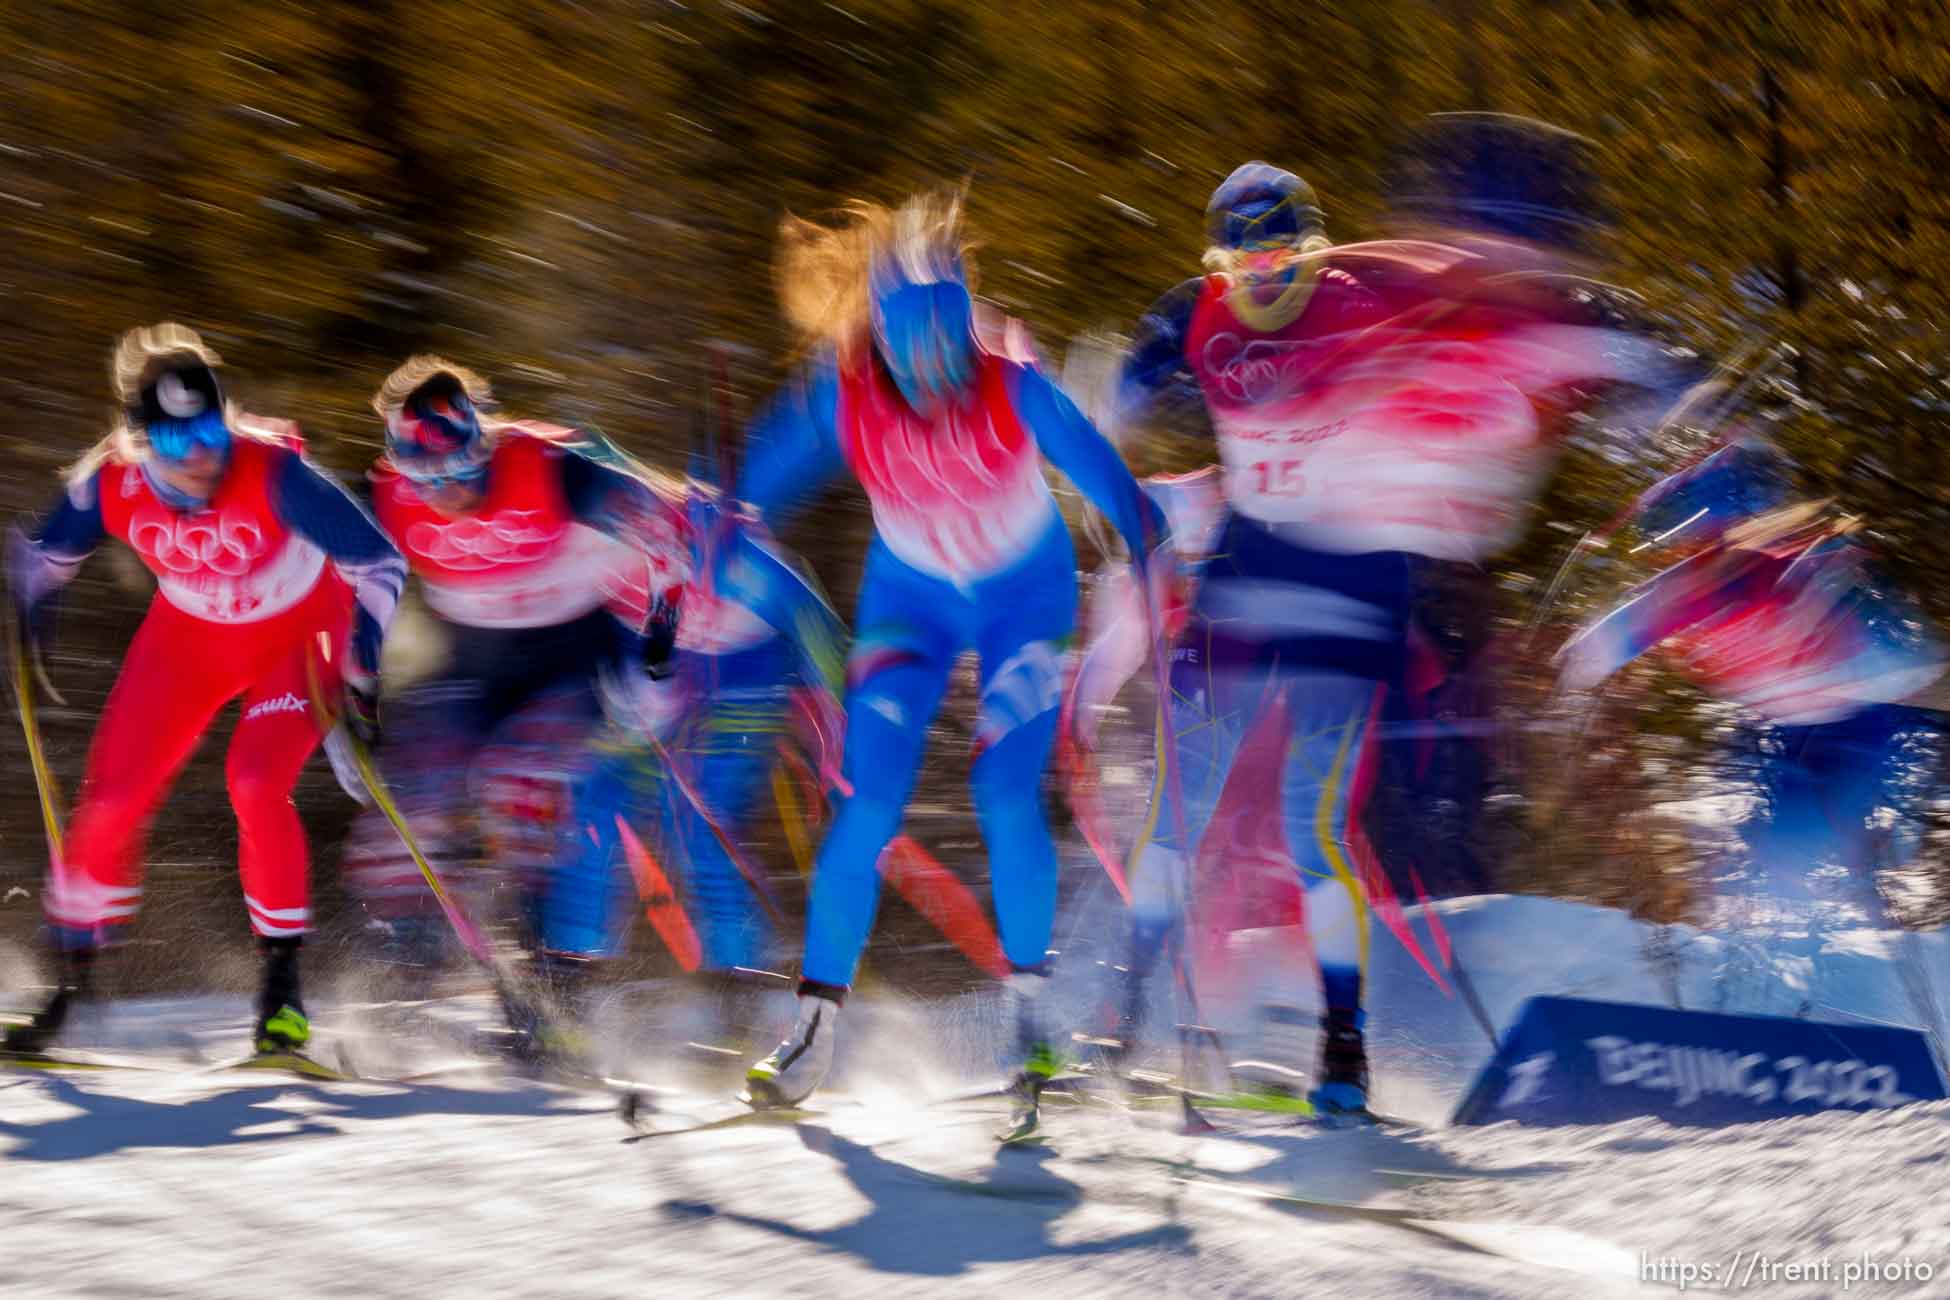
[1188,244,1661,561]
[1674,547,1944,726]
[1563,532,1948,727]
[835,328,1057,585]
[100,435,328,624]
[375,432,678,630]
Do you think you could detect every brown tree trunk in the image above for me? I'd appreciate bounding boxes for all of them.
[1456,0,1488,107]
[1760,61,1812,394]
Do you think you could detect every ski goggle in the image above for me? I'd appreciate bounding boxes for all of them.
[145,409,233,463]
[392,446,489,492]
[1207,178,1325,251]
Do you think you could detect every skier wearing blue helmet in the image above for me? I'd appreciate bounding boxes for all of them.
[725,189,1171,1138]
[1103,121,1683,1118]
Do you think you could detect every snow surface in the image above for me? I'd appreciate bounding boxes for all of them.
[5,896,1948,1299]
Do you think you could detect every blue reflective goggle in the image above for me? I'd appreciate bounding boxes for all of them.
[146,411,232,463]
[404,468,484,492]
[1213,195,1312,252]
[394,446,489,492]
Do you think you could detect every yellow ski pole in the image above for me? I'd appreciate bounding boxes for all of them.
[10,619,65,870]
[306,651,510,982]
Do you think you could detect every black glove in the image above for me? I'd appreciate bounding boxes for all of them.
[642,590,679,681]
[343,674,382,751]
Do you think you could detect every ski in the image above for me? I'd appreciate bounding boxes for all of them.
[996,1110,1044,1145]
[1126,1088,1317,1117]
[1049,1059,1421,1130]
[623,1102,820,1141]
[0,1048,168,1074]
[323,1003,673,1121]
[517,1060,675,1127]
[1096,1080,1418,1131]
[204,1049,366,1082]
[928,1070,1093,1108]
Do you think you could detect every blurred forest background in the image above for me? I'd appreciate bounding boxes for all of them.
[3,0,1949,995]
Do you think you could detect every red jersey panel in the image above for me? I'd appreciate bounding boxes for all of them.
[1187,244,1653,560]
[835,334,1055,585]
[374,431,649,630]
[99,436,327,624]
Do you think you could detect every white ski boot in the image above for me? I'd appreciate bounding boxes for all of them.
[744,987,841,1109]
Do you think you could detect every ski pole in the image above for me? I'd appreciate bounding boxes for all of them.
[1441,945,1501,1048]
[305,654,524,996]
[9,619,65,872]
[1138,550,1224,1122]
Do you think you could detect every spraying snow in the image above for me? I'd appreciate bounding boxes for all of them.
[5,896,1946,1297]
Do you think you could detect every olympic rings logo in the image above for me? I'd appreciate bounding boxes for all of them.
[1203,332,1309,406]
[406,510,565,571]
[128,513,267,577]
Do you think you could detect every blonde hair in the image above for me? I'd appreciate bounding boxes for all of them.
[776,185,977,364]
[67,322,280,486]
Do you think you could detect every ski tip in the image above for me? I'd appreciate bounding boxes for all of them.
[0,1049,121,1072]
[212,1050,361,1082]
[626,1104,818,1142]
[740,1079,809,1112]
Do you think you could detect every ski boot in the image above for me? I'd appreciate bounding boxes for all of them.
[2,943,97,1056]
[744,981,842,1110]
[1306,1006,1371,1119]
[254,937,311,1054]
[1002,1044,1062,1143]
[1000,966,1061,1143]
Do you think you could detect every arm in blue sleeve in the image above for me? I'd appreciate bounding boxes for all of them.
[15,473,107,603]
[1010,362,1168,562]
[730,357,846,530]
[8,473,107,649]
[559,450,689,580]
[715,525,848,695]
[274,453,405,680]
[1118,278,1205,428]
